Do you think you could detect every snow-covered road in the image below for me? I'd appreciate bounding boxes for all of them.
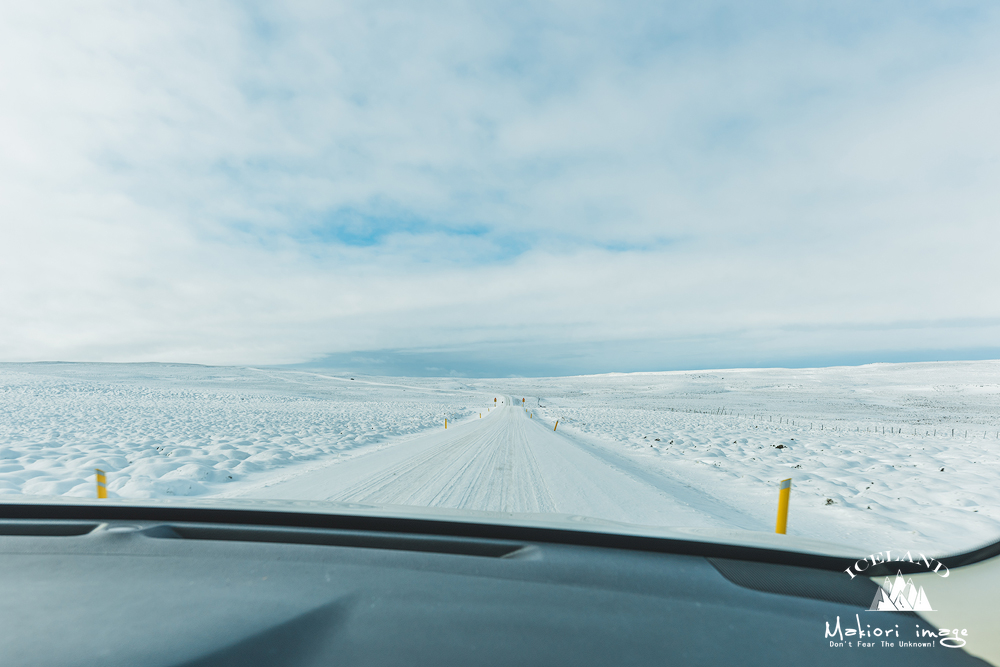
[3,361,998,552]
[329,399,554,512]
[236,396,765,530]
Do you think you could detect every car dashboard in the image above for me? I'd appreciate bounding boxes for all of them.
[0,504,992,666]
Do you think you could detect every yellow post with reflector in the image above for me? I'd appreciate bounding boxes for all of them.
[553,420,559,431]
[96,469,107,499]
[775,478,791,534]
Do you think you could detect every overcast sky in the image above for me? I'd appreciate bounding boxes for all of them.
[1,1,998,376]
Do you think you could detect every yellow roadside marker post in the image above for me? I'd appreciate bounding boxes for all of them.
[553,420,559,431]
[445,418,448,429]
[95,469,107,499]
[775,478,792,534]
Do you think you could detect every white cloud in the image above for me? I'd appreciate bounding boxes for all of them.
[0,1,998,369]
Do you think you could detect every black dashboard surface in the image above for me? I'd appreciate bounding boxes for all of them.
[0,517,986,666]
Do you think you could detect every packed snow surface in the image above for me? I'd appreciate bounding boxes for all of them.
[1,360,998,554]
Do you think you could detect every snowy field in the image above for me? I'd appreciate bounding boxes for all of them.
[1,360,998,554]
[487,362,1000,554]
[0,364,480,498]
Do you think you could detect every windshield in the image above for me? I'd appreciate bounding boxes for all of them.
[1,2,997,560]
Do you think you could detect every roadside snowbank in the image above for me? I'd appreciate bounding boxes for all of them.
[0,364,478,498]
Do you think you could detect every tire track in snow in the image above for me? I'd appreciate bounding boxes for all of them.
[330,399,556,513]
